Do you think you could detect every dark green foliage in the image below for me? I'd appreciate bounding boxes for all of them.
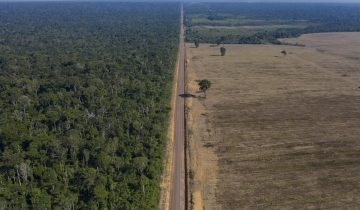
[0,2,179,209]
[198,79,212,97]
[207,13,226,21]
[220,47,226,56]
[185,3,360,44]
[216,37,225,46]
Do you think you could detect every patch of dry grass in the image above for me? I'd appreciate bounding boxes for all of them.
[186,33,360,209]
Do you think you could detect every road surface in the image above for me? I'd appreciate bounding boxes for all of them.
[170,4,185,210]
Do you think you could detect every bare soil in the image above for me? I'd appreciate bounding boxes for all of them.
[186,33,360,210]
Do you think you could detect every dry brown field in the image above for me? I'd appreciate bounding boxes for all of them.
[186,32,360,210]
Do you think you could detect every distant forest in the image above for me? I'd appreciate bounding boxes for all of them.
[0,2,179,209]
[185,3,360,44]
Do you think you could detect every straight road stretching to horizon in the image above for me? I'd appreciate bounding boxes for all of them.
[170,4,185,210]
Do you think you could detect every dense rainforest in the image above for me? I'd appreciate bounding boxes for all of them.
[185,3,360,44]
[0,2,179,209]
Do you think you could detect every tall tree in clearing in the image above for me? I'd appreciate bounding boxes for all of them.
[195,40,200,48]
[198,79,212,98]
[220,47,226,56]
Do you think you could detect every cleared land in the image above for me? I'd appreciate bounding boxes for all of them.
[186,32,360,210]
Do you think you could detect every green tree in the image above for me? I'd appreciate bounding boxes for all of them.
[17,95,31,115]
[197,79,212,98]
[194,40,199,48]
[220,47,226,56]
[30,188,52,210]
[92,183,108,206]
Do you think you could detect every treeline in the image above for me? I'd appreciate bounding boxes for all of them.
[185,3,360,44]
[0,2,179,209]
[185,3,360,23]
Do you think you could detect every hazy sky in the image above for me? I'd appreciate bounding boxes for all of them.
[184,0,360,1]
[190,0,360,2]
[1,0,360,2]
[203,0,360,2]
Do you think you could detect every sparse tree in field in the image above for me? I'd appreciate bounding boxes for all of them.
[198,79,212,98]
[194,40,199,48]
[281,50,287,56]
[220,47,226,56]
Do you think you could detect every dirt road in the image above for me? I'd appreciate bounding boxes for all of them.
[170,4,185,210]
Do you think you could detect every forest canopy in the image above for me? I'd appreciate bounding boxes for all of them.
[185,3,360,44]
[0,2,179,209]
